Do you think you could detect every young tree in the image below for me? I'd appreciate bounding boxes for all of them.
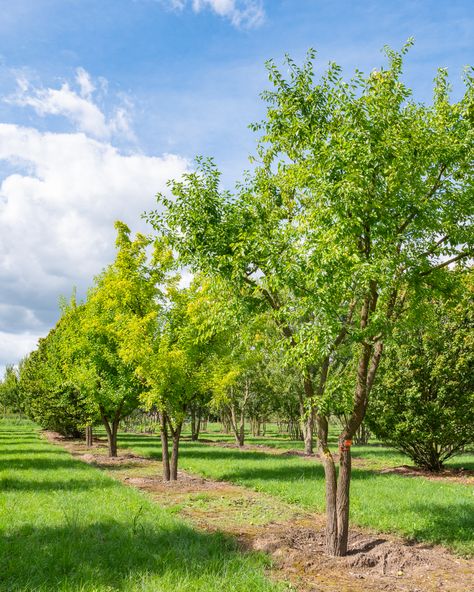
[75,222,156,457]
[18,323,94,437]
[149,43,473,555]
[367,272,474,471]
[0,365,22,416]
[129,278,222,480]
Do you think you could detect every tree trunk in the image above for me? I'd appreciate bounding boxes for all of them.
[170,421,183,481]
[159,412,170,481]
[354,423,370,445]
[303,409,314,454]
[85,425,93,447]
[302,377,315,454]
[316,414,353,556]
[101,415,118,457]
[191,407,201,441]
[221,412,231,434]
[190,407,196,440]
[230,402,245,447]
[316,322,384,556]
[232,379,250,446]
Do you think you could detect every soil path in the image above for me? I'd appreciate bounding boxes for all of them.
[43,431,474,592]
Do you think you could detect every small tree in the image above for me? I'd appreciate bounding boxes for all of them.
[18,325,94,437]
[0,365,22,416]
[367,273,474,471]
[135,279,222,480]
[75,223,155,456]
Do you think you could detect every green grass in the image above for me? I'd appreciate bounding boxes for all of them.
[0,419,287,592]
[118,432,474,557]
[164,421,474,470]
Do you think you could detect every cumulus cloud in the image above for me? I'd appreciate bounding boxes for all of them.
[0,70,189,370]
[0,331,40,371]
[5,68,134,140]
[168,0,264,28]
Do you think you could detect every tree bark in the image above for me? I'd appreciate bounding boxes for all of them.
[230,402,245,446]
[85,425,93,447]
[190,407,201,441]
[302,376,315,454]
[221,412,231,434]
[170,421,183,481]
[317,292,384,556]
[99,401,124,458]
[159,411,170,481]
[303,409,314,454]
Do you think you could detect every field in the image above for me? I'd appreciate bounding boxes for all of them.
[116,425,474,557]
[0,419,285,592]
[2,419,474,592]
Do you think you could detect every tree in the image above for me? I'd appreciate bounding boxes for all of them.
[18,323,94,437]
[0,365,22,416]
[149,43,473,555]
[367,272,474,471]
[133,278,222,480]
[75,222,156,457]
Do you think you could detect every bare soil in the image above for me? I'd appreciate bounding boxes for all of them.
[43,431,474,592]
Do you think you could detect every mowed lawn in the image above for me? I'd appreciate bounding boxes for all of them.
[0,420,285,592]
[118,432,474,557]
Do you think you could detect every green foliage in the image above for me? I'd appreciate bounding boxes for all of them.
[151,43,473,362]
[0,365,22,414]
[367,273,474,471]
[18,321,94,437]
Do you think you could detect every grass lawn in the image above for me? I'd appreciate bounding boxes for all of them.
[148,421,474,471]
[117,431,474,557]
[0,419,286,592]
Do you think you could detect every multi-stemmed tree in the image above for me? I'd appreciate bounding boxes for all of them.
[150,43,474,555]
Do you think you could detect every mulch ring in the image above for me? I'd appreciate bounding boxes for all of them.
[380,464,474,485]
[251,520,474,592]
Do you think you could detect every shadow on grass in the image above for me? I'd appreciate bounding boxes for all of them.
[0,476,115,492]
[0,448,68,456]
[0,457,91,472]
[445,456,474,471]
[410,501,474,549]
[118,434,395,482]
[0,520,269,591]
[0,433,39,442]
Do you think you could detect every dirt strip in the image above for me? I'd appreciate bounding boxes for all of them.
[43,431,474,592]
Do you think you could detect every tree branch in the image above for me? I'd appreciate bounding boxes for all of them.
[419,250,472,276]
[397,163,447,235]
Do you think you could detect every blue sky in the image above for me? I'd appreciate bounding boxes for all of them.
[0,0,473,370]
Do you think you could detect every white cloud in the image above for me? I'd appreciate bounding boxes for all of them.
[0,331,40,370]
[0,123,188,290]
[75,67,95,99]
[5,68,134,140]
[0,68,189,368]
[167,0,264,28]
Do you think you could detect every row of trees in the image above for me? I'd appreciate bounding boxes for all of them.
[2,43,473,557]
